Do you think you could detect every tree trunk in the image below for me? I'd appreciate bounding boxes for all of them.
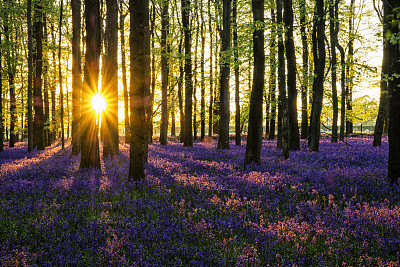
[217,0,231,150]
[233,0,240,145]
[244,0,264,165]
[299,0,308,140]
[33,0,45,150]
[182,0,193,147]
[193,8,199,142]
[373,0,389,147]
[102,0,119,157]
[80,0,101,169]
[72,0,81,154]
[200,0,206,141]
[171,110,176,136]
[309,0,325,152]
[276,0,285,151]
[120,2,129,144]
[177,34,185,142]
[149,4,156,144]
[160,0,169,145]
[58,0,64,150]
[346,0,354,135]
[208,0,213,137]
[284,0,299,151]
[387,0,400,185]
[129,0,150,179]
[330,0,338,143]
[268,8,277,140]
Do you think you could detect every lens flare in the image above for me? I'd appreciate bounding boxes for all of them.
[91,94,107,114]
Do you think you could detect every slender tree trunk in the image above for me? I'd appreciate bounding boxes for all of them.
[72,0,81,154]
[387,0,400,185]
[58,0,64,150]
[284,0,299,151]
[233,0,240,145]
[182,0,193,147]
[200,0,206,141]
[193,8,199,142]
[208,0,213,137]
[149,4,156,143]
[276,0,286,151]
[50,24,57,143]
[330,0,338,142]
[309,0,325,152]
[80,0,101,169]
[102,0,119,157]
[160,0,169,145]
[120,3,129,144]
[129,0,150,179]
[33,0,45,150]
[178,35,185,142]
[373,0,389,147]
[346,0,354,135]
[217,0,231,150]
[268,8,277,140]
[244,0,264,165]
[171,110,176,136]
[299,0,308,139]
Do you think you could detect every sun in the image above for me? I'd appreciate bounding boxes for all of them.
[91,93,107,114]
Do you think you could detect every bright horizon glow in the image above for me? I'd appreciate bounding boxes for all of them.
[91,94,107,114]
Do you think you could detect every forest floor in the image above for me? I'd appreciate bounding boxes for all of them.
[0,136,399,266]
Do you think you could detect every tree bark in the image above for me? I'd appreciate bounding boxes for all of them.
[330,0,338,142]
[284,0,300,151]
[299,0,308,140]
[373,0,389,147]
[58,0,64,150]
[102,0,119,157]
[233,0,240,145]
[72,0,81,154]
[346,0,354,135]
[177,34,185,142]
[276,0,286,151]
[200,0,206,141]
[33,0,45,150]
[244,0,264,165]
[309,0,325,152]
[208,0,213,137]
[160,0,169,145]
[129,0,150,179]
[217,0,231,150]
[268,8,277,140]
[120,2,129,144]
[80,0,101,169]
[387,0,400,185]
[182,0,193,147]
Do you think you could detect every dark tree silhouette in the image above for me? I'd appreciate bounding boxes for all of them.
[233,0,241,146]
[58,0,64,150]
[120,1,129,144]
[217,0,231,150]
[160,0,169,146]
[244,0,264,165]
[33,0,45,150]
[373,0,389,147]
[284,0,299,151]
[129,0,150,179]
[299,0,308,140]
[182,0,193,147]
[387,0,400,185]
[309,0,325,152]
[71,0,81,155]
[268,8,277,141]
[102,0,119,157]
[80,0,101,169]
[330,0,339,143]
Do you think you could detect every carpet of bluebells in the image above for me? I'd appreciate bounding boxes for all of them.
[0,136,399,266]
